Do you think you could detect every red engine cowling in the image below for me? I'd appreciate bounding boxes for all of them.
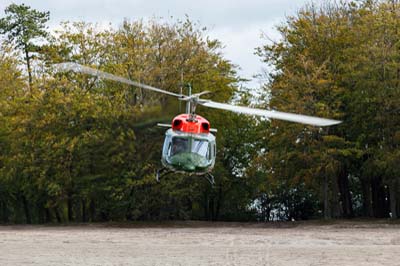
[171,114,210,134]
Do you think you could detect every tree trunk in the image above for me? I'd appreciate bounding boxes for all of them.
[337,167,354,218]
[361,178,373,217]
[89,200,96,222]
[54,207,62,223]
[24,47,33,93]
[389,180,398,219]
[81,199,87,223]
[371,177,389,218]
[67,192,73,222]
[209,196,215,221]
[331,176,341,218]
[203,193,209,220]
[0,201,7,223]
[125,188,135,221]
[215,186,223,221]
[37,202,44,224]
[21,195,31,224]
[397,182,400,219]
[45,207,51,223]
[323,175,330,219]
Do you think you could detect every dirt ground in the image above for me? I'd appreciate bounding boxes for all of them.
[0,221,399,266]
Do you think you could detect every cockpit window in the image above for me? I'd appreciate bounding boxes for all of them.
[171,137,189,155]
[192,139,209,157]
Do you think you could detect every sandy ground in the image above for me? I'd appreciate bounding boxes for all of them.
[0,221,399,266]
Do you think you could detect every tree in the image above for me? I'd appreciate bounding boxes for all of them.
[0,3,49,92]
[0,43,26,223]
[256,0,400,219]
[18,18,242,223]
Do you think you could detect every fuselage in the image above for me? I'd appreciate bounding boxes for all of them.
[161,114,216,174]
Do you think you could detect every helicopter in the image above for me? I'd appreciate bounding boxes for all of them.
[54,62,342,184]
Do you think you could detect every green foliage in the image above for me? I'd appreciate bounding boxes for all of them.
[1,1,400,223]
[0,9,260,222]
[254,0,400,219]
[0,3,49,91]
[0,3,49,49]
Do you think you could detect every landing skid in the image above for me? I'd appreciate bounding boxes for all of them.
[204,173,215,186]
[156,167,173,183]
[155,168,215,185]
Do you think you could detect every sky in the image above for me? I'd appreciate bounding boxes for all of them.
[0,0,310,88]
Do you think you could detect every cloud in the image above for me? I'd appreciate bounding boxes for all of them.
[0,0,309,88]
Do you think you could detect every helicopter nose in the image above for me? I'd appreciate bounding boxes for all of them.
[183,164,196,171]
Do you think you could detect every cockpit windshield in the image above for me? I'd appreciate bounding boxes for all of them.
[192,139,209,157]
[171,137,189,155]
[169,137,209,158]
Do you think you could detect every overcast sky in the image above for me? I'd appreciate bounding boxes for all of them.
[0,0,310,88]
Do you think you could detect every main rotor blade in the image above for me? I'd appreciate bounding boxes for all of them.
[53,62,184,98]
[198,100,342,126]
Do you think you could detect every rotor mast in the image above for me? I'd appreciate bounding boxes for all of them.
[185,84,199,122]
[186,83,191,115]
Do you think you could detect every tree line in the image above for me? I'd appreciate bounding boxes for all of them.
[0,0,399,223]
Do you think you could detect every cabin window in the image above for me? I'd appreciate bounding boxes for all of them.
[163,135,172,156]
[213,144,216,158]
